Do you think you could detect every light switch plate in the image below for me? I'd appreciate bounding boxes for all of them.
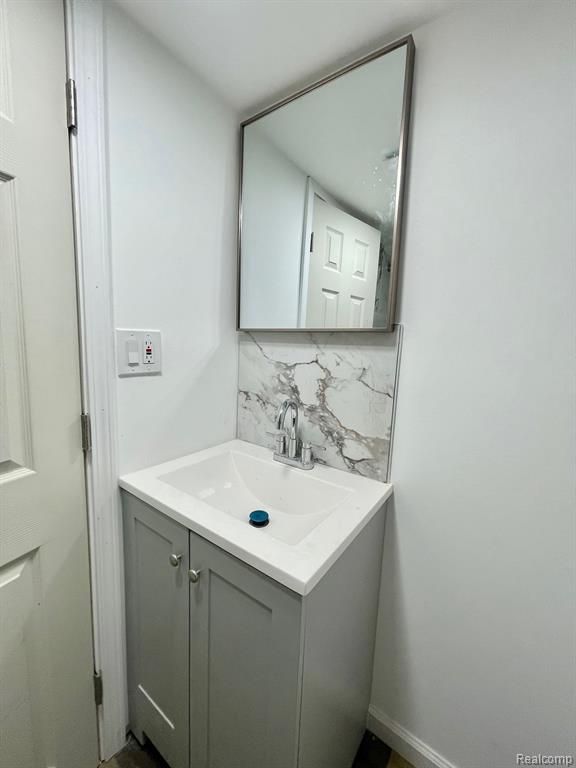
[116,329,162,377]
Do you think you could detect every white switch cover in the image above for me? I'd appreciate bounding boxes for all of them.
[116,329,162,377]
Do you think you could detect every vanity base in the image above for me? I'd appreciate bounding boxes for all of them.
[122,490,387,768]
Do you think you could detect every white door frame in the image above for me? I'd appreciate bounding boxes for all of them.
[65,0,127,759]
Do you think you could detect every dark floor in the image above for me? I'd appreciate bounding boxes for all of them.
[102,736,168,768]
[102,731,414,768]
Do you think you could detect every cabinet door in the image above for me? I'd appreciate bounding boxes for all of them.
[190,533,302,768]
[123,492,189,768]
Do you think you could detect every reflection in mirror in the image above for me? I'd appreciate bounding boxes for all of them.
[239,37,414,331]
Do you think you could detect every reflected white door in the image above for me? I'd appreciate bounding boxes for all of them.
[305,196,381,328]
[0,1,99,766]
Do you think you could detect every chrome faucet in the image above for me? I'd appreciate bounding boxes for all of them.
[269,398,323,470]
[276,398,299,458]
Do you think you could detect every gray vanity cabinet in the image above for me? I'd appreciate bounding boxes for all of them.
[189,532,302,768]
[123,490,386,768]
[123,493,190,768]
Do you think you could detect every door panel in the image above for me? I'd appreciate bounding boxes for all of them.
[0,176,32,474]
[0,1,99,765]
[123,494,189,768]
[305,196,380,328]
[0,552,43,768]
[321,288,339,326]
[190,533,302,768]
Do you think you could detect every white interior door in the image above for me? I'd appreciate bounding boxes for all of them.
[305,196,381,328]
[0,1,99,766]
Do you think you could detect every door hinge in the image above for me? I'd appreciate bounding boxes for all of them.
[81,412,92,453]
[310,231,314,252]
[66,78,77,131]
[93,670,103,707]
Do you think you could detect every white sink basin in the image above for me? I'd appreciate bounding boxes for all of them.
[119,439,393,594]
[159,450,352,545]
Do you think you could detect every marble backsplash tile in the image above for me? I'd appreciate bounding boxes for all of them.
[237,330,401,481]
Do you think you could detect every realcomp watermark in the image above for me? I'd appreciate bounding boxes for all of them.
[516,756,574,766]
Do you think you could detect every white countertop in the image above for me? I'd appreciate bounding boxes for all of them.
[119,439,393,595]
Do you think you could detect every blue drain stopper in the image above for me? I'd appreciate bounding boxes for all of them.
[249,510,270,528]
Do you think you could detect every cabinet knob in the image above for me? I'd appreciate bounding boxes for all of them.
[188,568,202,584]
[169,553,183,568]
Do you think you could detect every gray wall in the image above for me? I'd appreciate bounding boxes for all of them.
[106,4,238,473]
[241,130,307,328]
[370,2,576,767]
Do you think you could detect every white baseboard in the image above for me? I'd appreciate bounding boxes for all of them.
[367,706,459,768]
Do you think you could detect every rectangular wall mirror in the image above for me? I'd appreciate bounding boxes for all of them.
[238,36,414,332]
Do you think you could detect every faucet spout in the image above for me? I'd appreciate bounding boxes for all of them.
[276,399,299,458]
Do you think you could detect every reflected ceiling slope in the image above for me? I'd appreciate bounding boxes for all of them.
[114,0,463,113]
[252,45,406,224]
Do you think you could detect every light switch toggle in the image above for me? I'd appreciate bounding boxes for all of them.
[127,339,139,366]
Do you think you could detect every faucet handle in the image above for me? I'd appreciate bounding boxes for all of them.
[302,441,326,452]
[301,441,326,466]
[267,429,286,455]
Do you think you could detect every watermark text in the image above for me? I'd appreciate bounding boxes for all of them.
[516,755,574,766]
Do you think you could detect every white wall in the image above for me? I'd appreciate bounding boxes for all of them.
[105,4,239,473]
[240,129,307,328]
[370,2,576,767]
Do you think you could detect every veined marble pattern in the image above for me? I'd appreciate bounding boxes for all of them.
[237,330,401,481]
